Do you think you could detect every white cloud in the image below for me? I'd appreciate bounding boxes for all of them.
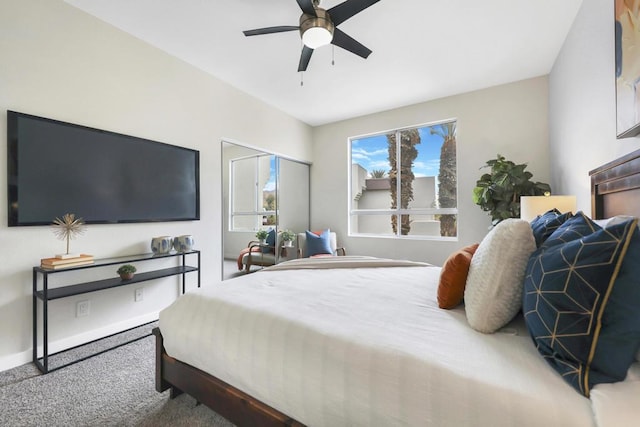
[367,148,388,156]
[352,147,387,158]
[369,160,390,169]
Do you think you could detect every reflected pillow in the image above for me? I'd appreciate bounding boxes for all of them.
[530,208,573,247]
[523,215,638,396]
[306,229,333,257]
[261,228,276,254]
[465,219,536,333]
[437,243,479,309]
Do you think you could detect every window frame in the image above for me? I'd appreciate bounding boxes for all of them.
[348,119,458,241]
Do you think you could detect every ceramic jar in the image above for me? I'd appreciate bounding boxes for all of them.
[151,236,173,254]
[173,235,194,252]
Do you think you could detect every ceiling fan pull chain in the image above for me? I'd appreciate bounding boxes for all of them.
[300,72,304,87]
[332,45,335,66]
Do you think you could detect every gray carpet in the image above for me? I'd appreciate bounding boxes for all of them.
[0,325,235,426]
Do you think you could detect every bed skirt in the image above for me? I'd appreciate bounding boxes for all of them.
[153,327,304,427]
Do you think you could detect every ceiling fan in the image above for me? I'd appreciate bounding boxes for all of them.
[243,0,381,72]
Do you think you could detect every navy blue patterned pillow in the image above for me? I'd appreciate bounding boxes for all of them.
[529,208,573,247]
[590,223,640,380]
[538,213,640,383]
[523,216,638,396]
[539,211,600,250]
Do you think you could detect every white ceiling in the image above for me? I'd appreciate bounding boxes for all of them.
[65,0,583,127]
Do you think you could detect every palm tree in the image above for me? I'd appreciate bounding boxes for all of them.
[431,123,457,237]
[430,122,458,237]
[387,129,420,235]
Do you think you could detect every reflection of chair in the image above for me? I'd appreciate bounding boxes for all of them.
[296,230,346,258]
[241,233,281,273]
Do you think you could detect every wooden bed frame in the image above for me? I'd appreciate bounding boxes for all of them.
[591,148,640,219]
[153,148,640,427]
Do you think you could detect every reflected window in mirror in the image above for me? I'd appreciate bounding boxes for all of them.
[230,154,278,231]
[222,140,310,281]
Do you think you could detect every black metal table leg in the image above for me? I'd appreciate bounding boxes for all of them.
[32,269,37,368]
[43,274,48,373]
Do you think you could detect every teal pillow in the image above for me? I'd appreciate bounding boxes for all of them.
[529,208,573,247]
[523,216,638,396]
[305,229,332,257]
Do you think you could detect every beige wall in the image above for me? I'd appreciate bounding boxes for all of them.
[0,0,312,370]
[312,76,551,266]
[549,0,640,207]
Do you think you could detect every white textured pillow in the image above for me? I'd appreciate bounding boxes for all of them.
[464,218,536,333]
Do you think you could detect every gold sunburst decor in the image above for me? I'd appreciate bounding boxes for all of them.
[52,213,86,255]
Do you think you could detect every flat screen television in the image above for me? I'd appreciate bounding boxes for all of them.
[7,111,200,226]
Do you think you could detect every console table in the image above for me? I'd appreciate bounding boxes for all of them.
[32,250,200,373]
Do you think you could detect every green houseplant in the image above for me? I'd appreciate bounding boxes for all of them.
[117,264,137,280]
[280,229,296,247]
[255,229,269,243]
[472,155,551,226]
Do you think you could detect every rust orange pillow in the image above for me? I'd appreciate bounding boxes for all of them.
[437,243,480,309]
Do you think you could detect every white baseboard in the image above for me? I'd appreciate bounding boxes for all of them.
[0,312,159,373]
[0,350,32,374]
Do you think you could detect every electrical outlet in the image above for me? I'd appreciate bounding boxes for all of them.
[76,300,90,317]
[134,288,144,302]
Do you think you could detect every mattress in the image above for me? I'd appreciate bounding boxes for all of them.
[159,258,607,426]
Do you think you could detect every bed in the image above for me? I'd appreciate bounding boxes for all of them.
[153,149,640,426]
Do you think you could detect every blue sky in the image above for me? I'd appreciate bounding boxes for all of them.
[351,127,445,177]
[264,155,277,192]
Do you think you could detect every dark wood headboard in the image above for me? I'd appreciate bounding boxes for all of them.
[590,148,640,219]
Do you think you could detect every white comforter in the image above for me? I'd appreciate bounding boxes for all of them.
[159,258,637,426]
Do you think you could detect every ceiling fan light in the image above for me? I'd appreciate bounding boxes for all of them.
[302,26,333,48]
[299,8,334,49]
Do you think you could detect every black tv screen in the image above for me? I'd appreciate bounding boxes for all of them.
[7,111,200,226]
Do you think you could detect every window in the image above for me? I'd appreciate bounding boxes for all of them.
[349,120,457,239]
[230,154,277,231]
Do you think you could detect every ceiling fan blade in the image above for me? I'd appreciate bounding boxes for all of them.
[298,46,314,72]
[331,28,372,59]
[327,0,380,26]
[243,26,299,37]
[296,0,317,16]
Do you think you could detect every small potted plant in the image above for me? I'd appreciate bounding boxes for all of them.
[117,264,137,280]
[255,229,269,244]
[280,229,296,247]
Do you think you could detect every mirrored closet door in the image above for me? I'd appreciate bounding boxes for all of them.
[221,141,310,280]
